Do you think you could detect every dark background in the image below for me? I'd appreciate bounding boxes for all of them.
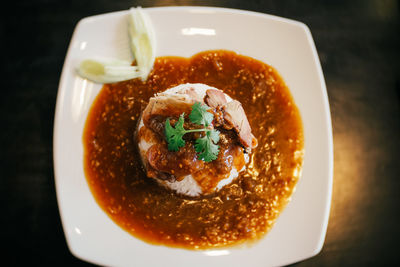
[1,0,399,266]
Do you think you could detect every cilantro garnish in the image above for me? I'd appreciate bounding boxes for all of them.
[165,114,186,151]
[194,130,220,162]
[189,102,214,126]
[164,102,220,162]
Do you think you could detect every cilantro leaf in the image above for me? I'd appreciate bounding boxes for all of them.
[194,130,220,162]
[208,129,220,143]
[165,114,186,151]
[164,103,220,162]
[189,102,213,126]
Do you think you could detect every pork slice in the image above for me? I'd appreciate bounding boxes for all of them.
[146,115,166,137]
[205,89,256,150]
[223,100,255,150]
[204,89,227,108]
[142,93,194,128]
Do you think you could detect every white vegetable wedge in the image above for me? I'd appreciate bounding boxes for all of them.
[76,7,156,83]
[128,7,156,81]
[77,58,141,84]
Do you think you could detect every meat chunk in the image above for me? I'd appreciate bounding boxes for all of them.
[204,89,228,128]
[205,89,256,150]
[223,100,256,150]
[204,89,227,108]
[142,93,194,129]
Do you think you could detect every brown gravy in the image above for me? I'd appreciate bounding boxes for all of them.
[83,50,304,249]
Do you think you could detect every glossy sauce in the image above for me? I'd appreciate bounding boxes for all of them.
[83,50,304,249]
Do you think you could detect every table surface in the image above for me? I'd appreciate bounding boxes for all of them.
[1,0,399,266]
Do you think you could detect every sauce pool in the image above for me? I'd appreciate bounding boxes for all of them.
[83,50,304,249]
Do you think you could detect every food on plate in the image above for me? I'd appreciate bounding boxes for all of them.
[83,50,304,249]
[127,6,156,80]
[77,57,142,84]
[137,83,257,196]
[77,7,156,83]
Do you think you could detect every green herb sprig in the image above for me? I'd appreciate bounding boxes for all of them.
[165,102,220,162]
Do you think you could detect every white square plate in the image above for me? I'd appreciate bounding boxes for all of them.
[54,6,333,267]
